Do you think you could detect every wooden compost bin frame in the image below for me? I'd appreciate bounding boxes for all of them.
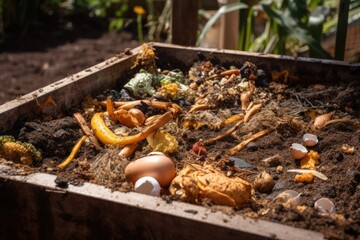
[1,43,359,240]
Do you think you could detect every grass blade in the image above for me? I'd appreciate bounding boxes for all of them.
[196,2,248,47]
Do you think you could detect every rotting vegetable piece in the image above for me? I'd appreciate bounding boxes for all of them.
[124,69,158,98]
[294,173,314,183]
[170,164,252,207]
[0,135,42,166]
[300,150,319,170]
[91,101,181,146]
[254,171,275,193]
[106,98,145,128]
[159,70,185,86]
[131,43,156,71]
[156,83,181,100]
[146,130,178,154]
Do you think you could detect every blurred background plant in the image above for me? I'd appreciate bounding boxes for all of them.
[0,0,172,44]
[0,0,359,61]
[197,0,360,60]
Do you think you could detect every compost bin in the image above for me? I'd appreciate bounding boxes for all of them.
[0,43,359,240]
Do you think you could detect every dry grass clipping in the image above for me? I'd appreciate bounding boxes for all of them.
[90,147,131,191]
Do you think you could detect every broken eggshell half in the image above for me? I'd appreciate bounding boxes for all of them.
[134,176,161,196]
[274,190,302,207]
[303,133,318,147]
[314,197,336,216]
[290,143,308,159]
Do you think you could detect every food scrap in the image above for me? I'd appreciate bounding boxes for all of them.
[300,150,319,170]
[169,164,252,207]
[0,135,42,166]
[2,43,359,240]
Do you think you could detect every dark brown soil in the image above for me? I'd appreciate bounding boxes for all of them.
[1,25,360,240]
[0,18,138,105]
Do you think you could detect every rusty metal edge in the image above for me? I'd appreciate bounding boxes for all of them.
[0,164,324,240]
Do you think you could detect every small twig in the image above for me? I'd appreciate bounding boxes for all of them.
[189,104,216,113]
[58,135,87,170]
[244,103,262,123]
[206,69,240,80]
[73,112,102,150]
[220,74,237,86]
[229,129,272,155]
[119,143,139,158]
[322,118,353,129]
[204,120,244,145]
[216,114,244,128]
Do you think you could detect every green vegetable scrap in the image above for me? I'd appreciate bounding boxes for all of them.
[0,135,42,166]
[156,71,189,100]
[159,71,185,86]
[124,69,160,98]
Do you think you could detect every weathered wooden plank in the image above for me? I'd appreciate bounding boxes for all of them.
[0,48,140,133]
[0,165,324,240]
[153,42,360,84]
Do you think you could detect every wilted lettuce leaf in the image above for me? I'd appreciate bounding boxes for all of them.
[124,69,160,98]
[159,71,185,86]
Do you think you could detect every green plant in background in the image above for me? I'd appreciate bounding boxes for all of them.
[196,2,248,47]
[197,0,360,59]
[86,0,170,42]
[134,5,145,43]
[146,0,171,42]
[257,0,332,58]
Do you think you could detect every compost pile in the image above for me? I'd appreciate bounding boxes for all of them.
[1,44,359,239]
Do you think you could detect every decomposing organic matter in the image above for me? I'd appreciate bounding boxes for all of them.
[2,43,360,239]
[169,164,252,207]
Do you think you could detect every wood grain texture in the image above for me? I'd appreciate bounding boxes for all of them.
[0,166,324,240]
[171,0,199,46]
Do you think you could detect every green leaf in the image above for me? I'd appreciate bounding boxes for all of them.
[196,2,248,47]
[308,6,329,41]
[288,0,308,23]
[261,4,332,58]
[308,6,329,58]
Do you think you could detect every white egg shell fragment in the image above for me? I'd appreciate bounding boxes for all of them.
[275,190,302,207]
[125,152,176,187]
[134,176,161,196]
[290,143,308,159]
[314,198,336,216]
[303,133,318,147]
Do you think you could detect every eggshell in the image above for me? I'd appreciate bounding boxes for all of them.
[125,152,176,187]
[134,176,161,196]
[275,190,301,207]
[303,133,318,147]
[314,197,336,216]
[290,143,308,159]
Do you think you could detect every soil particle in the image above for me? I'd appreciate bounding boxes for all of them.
[18,117,82,161]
